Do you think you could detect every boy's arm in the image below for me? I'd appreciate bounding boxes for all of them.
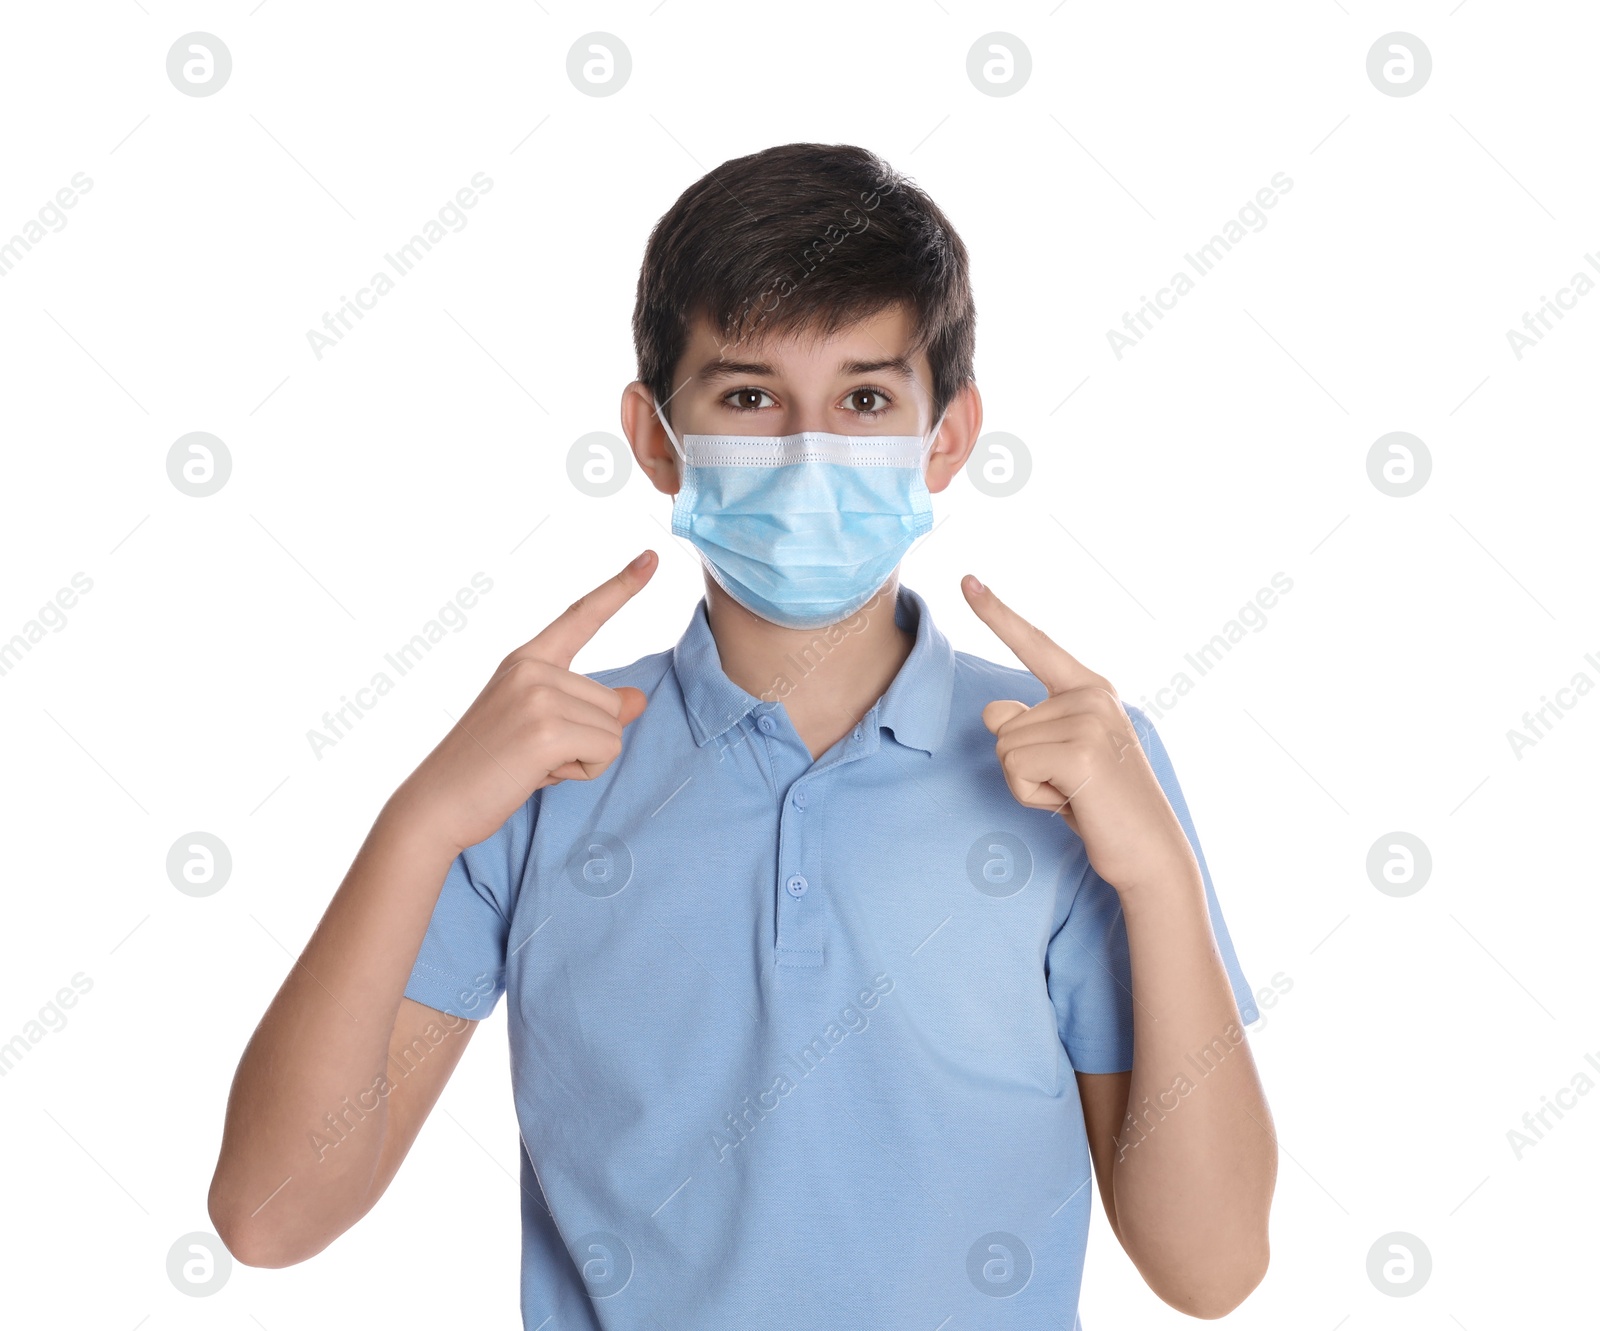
[964,576,1274,1318]
[1089,867,1275,1317]
[208,555,655,1267]
[363,996,480,1214]
[1078,1069,1131,1240]
[207,808,476,1268]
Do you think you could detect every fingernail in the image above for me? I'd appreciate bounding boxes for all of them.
[631,550,652,569]
[966,574,985,593]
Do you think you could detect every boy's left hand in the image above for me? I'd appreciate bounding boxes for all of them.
[962,574,1198,897]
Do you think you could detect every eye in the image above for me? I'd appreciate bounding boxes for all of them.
[723,387,775,411]
[844,387,892,417]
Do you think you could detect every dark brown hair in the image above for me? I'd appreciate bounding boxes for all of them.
[632,142,975,422]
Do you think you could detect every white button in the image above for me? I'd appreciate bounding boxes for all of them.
[785,873,809,897]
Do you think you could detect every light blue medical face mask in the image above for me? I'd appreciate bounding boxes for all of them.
[653,397,948,630]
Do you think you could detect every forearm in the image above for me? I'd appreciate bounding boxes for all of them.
[1110,861,1276,1316]
[207,788,460,1265]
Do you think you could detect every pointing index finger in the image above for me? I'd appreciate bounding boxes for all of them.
[517,550,657,670]
[961,574,1106,695]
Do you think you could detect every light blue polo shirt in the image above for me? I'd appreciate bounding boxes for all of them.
[404,582,1258,1329]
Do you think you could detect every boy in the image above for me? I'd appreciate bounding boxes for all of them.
[210,142,1275,1327]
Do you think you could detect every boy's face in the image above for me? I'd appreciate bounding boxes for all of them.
[624,301,980,497]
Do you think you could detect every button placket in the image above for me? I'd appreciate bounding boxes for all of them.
[772,713,877,969]
[775,755,827,968]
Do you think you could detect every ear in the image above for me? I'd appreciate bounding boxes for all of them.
[620,381,681,496]
[924,380,983,496]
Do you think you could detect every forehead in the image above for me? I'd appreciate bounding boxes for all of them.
[678,302,931,390]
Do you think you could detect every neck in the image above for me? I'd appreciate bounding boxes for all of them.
[705,576,914,757]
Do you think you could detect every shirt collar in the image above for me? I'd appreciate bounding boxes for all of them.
[671,583,955,757]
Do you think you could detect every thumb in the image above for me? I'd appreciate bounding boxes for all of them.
[615,685,649,727]
[983,698,1029,735]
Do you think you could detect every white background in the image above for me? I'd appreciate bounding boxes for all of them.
[1,2,1595,1326]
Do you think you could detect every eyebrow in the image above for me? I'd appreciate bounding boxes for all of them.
[694,355,918,384]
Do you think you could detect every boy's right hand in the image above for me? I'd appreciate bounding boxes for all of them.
[392,551,656,856]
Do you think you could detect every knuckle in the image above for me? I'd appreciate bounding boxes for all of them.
[1085,684,1121,713]
[1068,713,1107,742]
[499,653,539,681]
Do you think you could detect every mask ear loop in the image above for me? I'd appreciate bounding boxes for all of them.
[920,404,951,465]
[654,397,700,553]
[906,405,948,549]
[653,396,689,469]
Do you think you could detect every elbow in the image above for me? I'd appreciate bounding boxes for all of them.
[1159,1236,1270,1320]
[209,1216,291,1270]
[209,1209,291,1271]
[217,1232,298,1270]
[208,1180,320,1270]
[210,1214,325,1270]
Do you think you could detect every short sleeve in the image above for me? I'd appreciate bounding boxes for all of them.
[402,791,540,1021]
[1045,704,1258,1073]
